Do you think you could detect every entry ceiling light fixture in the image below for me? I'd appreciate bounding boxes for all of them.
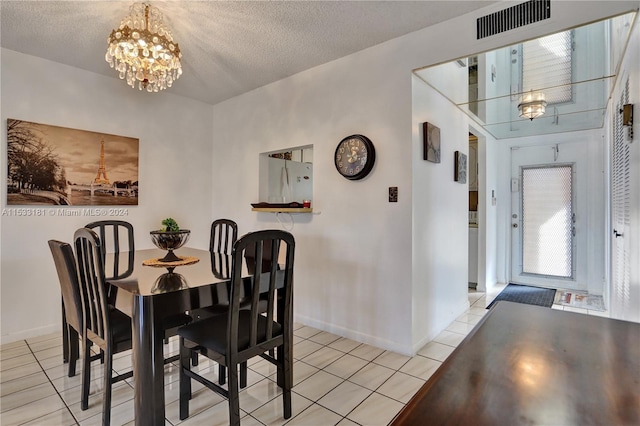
[518,90,547,120]
[105,2,182,92]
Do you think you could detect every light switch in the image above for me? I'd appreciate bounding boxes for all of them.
[511,178,519,192]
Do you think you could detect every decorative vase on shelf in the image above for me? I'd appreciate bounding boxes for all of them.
[150,229,191,262]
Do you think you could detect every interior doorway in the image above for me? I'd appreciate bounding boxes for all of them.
[468,132,479,289]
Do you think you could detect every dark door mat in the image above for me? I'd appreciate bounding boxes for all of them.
[486,283,556,310]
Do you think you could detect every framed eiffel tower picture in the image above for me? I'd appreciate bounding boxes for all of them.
[6,119,139,206]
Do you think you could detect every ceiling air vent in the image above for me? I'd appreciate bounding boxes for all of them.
[477,0,551,39]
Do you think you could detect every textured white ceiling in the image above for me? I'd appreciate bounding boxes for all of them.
[1,1,495,105]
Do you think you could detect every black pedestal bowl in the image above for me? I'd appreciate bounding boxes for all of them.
[150,229,191,262]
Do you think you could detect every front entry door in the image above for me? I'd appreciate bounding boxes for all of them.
[510,143,587,290]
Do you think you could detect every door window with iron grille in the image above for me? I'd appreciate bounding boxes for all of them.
[521,165,574,278]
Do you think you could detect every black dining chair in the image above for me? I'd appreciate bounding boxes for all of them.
[191,219,239,374]
[86,220,192,350]
[200,219,272,386]
[208,219,236,284]
[84,220,135,281]
[73,229,134,425]
[64,227,197,425]
[177,229,295,426]
[209,218,238,254]
[58,220,133,367]
[49,240,103,378]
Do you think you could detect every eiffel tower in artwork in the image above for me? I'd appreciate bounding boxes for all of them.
[94,138,111,185]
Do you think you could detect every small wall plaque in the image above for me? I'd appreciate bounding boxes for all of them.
[423,122,441,163]
[454,151,467,184]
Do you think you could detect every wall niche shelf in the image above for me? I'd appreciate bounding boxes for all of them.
[252,207,313,213]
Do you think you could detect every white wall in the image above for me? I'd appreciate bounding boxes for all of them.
[211,41,416,353]
[416,61,469,103]
[608,16,640,322]
[209,1,640,354]
[1,49,214,343]
[412,75,470,351]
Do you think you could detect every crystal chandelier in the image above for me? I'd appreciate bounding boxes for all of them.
[105,2,182,92]
[518,90,547,120]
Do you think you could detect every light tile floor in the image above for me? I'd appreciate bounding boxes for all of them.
[1,286,609,425]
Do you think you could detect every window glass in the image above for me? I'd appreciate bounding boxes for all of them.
[522,31,573,104]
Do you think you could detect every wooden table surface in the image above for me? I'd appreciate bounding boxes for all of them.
[391,301,640,425]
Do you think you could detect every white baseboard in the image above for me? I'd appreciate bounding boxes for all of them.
[294,313,413,356]
[295,297,471,357]
[0,323,60,345]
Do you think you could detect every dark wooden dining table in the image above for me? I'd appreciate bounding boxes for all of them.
[391,301,640,426]
[107,247,238,426]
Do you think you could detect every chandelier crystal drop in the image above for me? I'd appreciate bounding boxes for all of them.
[518,90,547,121]
[105,2,182,93]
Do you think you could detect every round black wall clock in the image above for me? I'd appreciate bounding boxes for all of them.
[334,134,376,180]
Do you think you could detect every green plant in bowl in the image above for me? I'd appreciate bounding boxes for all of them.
[161,217,180,232]
[151,218,191,262]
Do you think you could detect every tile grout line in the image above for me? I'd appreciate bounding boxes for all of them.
[338,348,437,423]
[12,291,612,425]
[248,335,399,425]
[16,338,81,426]
[188,301,482,424]
[292,339,418,424]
